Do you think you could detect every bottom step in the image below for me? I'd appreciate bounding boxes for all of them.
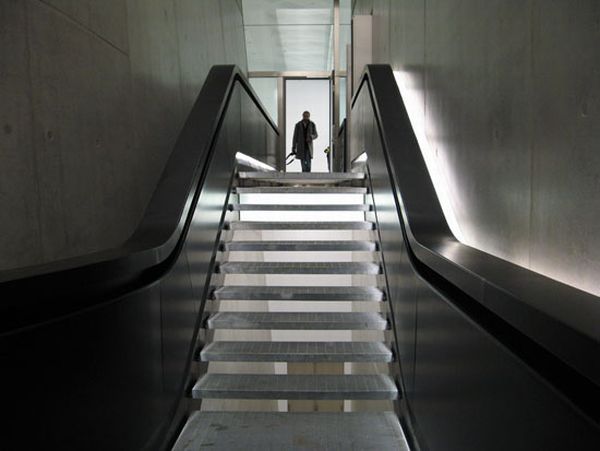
[173,411,409,451]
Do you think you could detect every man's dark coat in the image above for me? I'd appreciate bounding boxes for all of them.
[292,120,318,160]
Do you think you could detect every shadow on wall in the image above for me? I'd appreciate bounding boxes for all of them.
[0,0,247,272]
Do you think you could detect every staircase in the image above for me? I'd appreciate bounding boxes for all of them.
[173,172,410,450]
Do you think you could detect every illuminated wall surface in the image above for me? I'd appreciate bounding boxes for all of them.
[354,0,600,296]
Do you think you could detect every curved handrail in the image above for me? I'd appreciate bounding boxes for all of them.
[0,65,278,335]
[353,65,600,416]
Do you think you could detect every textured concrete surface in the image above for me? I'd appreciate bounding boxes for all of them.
[354,0,600,295]
[0,0,247,270]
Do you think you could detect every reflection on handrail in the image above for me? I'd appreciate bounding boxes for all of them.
[352,152,368,164]
[236,152,277,172]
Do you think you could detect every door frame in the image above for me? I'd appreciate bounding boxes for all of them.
[248,71,347,172]
[283,75,332,173]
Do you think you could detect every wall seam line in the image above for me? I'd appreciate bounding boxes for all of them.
[23,0,45,264]
[35,0,129,56]
[527,0,535,269]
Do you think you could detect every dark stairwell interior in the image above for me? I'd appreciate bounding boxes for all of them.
[1,1,600,450]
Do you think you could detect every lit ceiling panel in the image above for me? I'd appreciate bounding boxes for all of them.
[243,0,348,72]
[246,25,333,71]
[243,0,334,25]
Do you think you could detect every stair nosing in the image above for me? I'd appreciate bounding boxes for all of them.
[238,171,365,179]
[200,341,393,362]
[206,312,389,330]
[192,373,398,400]
[235,186,368,194]
[218,261,382,275]
[212,286,385,301]
[229,203,372,211]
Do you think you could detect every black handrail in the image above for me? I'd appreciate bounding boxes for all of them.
[353,65,600,422]
[0,65,278,335]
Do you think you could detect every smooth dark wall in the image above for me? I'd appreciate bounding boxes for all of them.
[0,0,247,271]
[353,0,600,295]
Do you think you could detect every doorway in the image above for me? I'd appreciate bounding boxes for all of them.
[285,79,331,173]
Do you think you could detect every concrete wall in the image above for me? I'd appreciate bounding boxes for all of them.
[0,0,247,270]
[353,0,600,296]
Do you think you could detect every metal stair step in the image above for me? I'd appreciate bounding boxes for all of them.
[225,221,375,230]
[229,203,372,211]
[221,240,378,251]
[235,186,368,194]
[173,411,409,451]
[192,374,398,400]
[238,172,365,184]
[217,261,381,274]
[206,312,388,330]
[200,341,393,363]
[212,286,384,301]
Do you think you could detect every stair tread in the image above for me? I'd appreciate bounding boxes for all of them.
[222,240,378,251]
[218,261,381,274]
[173,411,409,451]
[212,286,384,301]
[206,312,388,330]
[201,341,393,362]
[229,203,371,211]
[235,186,368,194]
[193,374,398,400]
[239,171,365,181]
[226,221,375,230]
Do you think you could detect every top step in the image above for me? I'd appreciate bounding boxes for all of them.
[238,172,365,185]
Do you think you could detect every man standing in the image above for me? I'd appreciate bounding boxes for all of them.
[292,111,318,172]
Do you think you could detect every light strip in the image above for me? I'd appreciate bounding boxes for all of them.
[393,70,465,242]
[235,152,277,172]
[352,152,368,164]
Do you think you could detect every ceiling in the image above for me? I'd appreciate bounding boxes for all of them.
[242,0,351,72]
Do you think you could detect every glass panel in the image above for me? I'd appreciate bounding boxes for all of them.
[339,24,351,70]
[246,25,333,71]
[249,78,278,123]
[339,77,346,123]
[243,0,334,25]
[340,0,351,24]
[285,79,331,173]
